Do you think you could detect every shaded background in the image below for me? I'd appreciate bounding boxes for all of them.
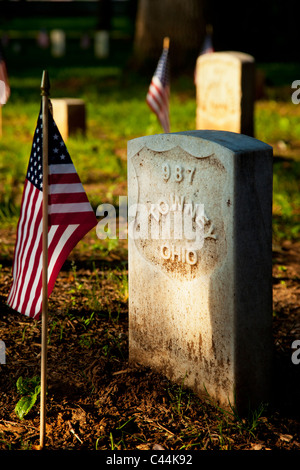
[0,0,299,73]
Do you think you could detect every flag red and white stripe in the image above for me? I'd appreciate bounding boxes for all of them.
[7,104,97,319]
[146,44,170,133]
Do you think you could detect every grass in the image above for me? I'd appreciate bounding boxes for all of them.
[255,99,300,143]
[1,59,299,241]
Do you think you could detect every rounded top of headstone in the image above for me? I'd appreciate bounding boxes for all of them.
[128,130,272,158]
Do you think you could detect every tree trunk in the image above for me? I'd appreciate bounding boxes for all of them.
[133,0,206,72]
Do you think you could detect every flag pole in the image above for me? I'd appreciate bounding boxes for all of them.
[40,69,50,449]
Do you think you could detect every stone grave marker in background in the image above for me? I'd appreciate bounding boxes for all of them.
[51,98,86,141]
[127,130,273,413]
[195,52,255,137]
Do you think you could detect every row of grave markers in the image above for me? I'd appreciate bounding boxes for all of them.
[38,29,110,59]
[1,29,110,59]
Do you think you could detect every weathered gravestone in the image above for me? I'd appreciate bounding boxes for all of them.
[51,98,86,141]
[195,52,255,137]
[127,130,273,413]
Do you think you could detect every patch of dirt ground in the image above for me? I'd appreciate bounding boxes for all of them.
[0,227,299,452]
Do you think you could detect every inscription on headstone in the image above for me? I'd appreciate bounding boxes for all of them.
[195,52,255,136]
[128,130,273,413]
[94,31,109,59]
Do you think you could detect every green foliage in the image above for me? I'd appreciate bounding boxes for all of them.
[15,376,41,420]
[167,375,191,416]
[255,101,300,143]
[224,400,267,439]
[0,31,299,248]
[272,159,300,241]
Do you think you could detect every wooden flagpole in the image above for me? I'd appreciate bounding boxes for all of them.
[40,70,50,449]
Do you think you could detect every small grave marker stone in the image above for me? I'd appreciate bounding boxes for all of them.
[51,98,86,141]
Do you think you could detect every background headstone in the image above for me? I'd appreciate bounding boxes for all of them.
[195,52,255,136]
[50,29,66,57]
[127,130,273,413]
[51,98,86,141]
[94,31,109,59]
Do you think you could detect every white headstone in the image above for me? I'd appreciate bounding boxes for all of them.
[127,130,273,413]
[51,98,86,141]
[94,31,109,59]
[50,29,66,57]
[195,52,255,136]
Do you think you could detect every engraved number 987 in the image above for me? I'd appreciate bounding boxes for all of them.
[162,163,195,184]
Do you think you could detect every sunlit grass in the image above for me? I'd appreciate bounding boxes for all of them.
[272,159,300,240]
[0,60,299,241]
[255,100,300,143]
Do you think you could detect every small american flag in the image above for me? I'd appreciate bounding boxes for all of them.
[7,103,97,319]
[146,41,170,133]
[0,46,10,105]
